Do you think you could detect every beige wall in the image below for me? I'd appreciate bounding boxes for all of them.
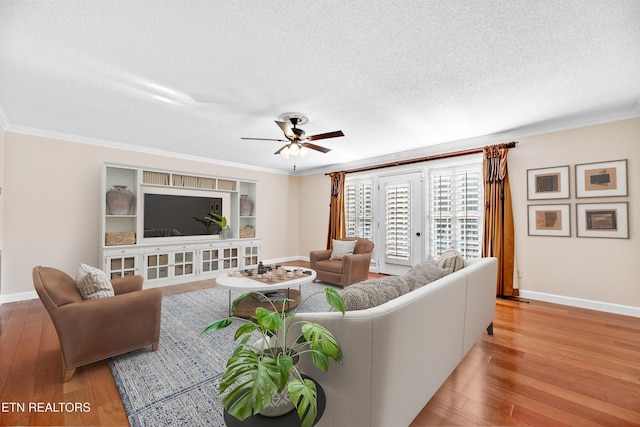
[508,118,639,308]
[2,118,639,311]
[297,174,331,256]
[2,132,299,296]
[0,127,4,296]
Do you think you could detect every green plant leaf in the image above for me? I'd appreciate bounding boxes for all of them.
[200,318,232,335]
[255,307,285,331]
[310,349,329,371]
[234,322,258,340]
[325,287,346,314]
[274,355,294,391]
[220,350,282,421]
[231,293,252,315]
[204,212,227,228]
[289,378,318,427]
[301,323,342,366]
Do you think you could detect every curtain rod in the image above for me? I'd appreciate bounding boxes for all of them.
[327,141,518,175]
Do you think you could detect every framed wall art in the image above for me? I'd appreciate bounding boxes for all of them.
[527,204,571,237]
[576,202,629,239]
[575,159,628,198]
[527,165,570,200]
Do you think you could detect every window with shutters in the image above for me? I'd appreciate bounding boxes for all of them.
[429,166,482,259]
[345,179,373,240]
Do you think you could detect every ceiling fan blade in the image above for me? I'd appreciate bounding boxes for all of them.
[275,121,296,139]
[241,137,288,142]
[274,144,290,155]
[306,130,345,141]
[301,142,331,153]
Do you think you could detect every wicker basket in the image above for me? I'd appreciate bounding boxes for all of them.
[105,232,136,246]
[239,228,255,238]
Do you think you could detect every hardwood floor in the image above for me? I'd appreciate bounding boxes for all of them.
[2,267,639,426]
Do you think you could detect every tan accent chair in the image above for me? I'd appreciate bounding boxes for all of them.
[309,238,374,287]
[33,266,162,382]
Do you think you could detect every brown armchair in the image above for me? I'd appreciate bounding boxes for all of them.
[310,238,374,287]
[33,266,162,381]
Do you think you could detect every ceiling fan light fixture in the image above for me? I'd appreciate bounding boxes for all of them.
[300,146,309,158]
[280,145,290,158]
[289,143,300,156]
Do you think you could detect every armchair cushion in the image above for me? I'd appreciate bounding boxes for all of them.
[75,263,114,300]
[314,259,345,274]
[330,239,357,260]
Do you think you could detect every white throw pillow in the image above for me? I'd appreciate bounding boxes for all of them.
[330,239,357,260]
[75,263,115,300]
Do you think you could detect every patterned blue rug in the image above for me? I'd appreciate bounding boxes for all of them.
[108,282,333,427]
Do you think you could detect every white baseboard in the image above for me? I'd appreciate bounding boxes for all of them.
[1,290,38,304]
[264,256,306,264]
[518,290,640,318]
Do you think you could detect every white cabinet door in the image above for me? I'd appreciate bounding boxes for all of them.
[143,245,196,282]
[103,247,140,279]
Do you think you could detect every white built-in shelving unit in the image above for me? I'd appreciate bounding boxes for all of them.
[100,164,259,286]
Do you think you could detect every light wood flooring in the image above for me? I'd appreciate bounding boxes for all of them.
[1,265,639,426]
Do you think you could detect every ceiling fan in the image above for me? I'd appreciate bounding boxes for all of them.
[241,113,344,158]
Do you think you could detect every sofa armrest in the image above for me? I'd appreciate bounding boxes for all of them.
[310,249,332,266]
[112,275,143,295]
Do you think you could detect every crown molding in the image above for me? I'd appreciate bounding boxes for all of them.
[2,122,293,175]
[0,105,9,130]
[296,101,640,176]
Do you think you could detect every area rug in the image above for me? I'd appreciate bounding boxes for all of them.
[107,282,334,427]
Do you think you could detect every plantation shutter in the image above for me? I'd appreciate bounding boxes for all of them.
[345,180,373,240]
[455,170,482,258]
[430,166,482,258]
[385,182,411,264]
[430,173,454,257]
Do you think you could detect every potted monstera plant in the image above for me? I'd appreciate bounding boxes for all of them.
[201,287,345,427]
[193,212,231,238]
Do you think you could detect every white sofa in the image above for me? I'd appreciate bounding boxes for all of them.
[295,257,498,427]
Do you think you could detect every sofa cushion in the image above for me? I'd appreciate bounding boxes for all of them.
[75,264,115,300]
[314,259,344,274]
[330,239,357,260]
[436,248,468,274]
[407,259,446,286]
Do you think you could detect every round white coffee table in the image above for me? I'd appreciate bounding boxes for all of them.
[215,267,316,317]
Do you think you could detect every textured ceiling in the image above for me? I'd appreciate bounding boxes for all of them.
[1,1,639,174]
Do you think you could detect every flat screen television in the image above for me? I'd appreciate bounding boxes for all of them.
[143,193,223,238]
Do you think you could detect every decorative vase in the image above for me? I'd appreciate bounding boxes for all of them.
[106,185,134,215]
[220,226,232,240]
[259,378,296,417]
[240,194,253,216]
[258,348,299,418]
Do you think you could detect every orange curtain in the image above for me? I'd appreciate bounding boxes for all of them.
[482,145,516,296]
[326,171,346,249]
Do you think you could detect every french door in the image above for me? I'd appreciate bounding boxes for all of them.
[377,172,424,275]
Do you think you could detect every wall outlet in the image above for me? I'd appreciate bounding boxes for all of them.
[517,271,523,278]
